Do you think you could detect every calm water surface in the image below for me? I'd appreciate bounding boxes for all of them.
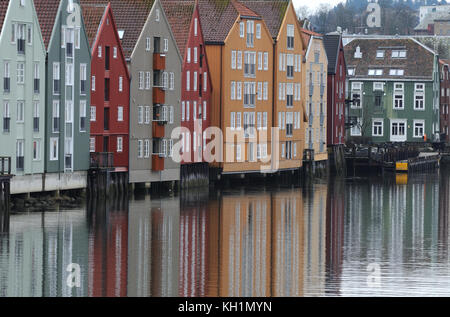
[1,169,450,297]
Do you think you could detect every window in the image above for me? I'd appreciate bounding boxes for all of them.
[203,101,207,121]
[194,18,198,36]
[17,63,25,84]
[98,45,102,58]
[79,100,86,132]
[80,64,87,95]
[230,112,236,130]
[390,69,404,76]
[186,101,190,121]
[350,117,362,136]
[145,72,151,90]
[373,119,383,136]
[414,120,425,138]
[390,119,407,141]
[17,24,26,54]
[391,50,407,58]
[243,112,255,138]
[264,52,268,71]
[145,106,150,124]
[415,83,425,110]
[91,75,95,92]
[170,72,174,90]
[256,23,261,39]
[3,101,10,133]
[231,50,237,69]
[156,9,160,21]
[187,48,191,63]
[263,82,268,101]
[3,61,10,93]
[164,39,168,52]
[286,54,294,78]
[16,140,24,171]
[240,22,245,38]
[376,50,384,58]
[244,82,256,108]
[117,137,123,153]
[244,51,256,77]
[287,24,294,49]
[139,71,144,90]
[348,68,355,76]
[90,105,96,122]
[33,140,40,161]
[138,140,143,158]
[138,106,143,124]
[231,81,236,100]
[65,63,73,86]
[50,138,59,160]
[193,71,197,91]
[204,72,207,92]
[236,112,242,130]
[351,82,362,108]
[15,101,24,123]
[368,69,383,76]
[258,52,263,71]
[114,46,118,58]
[286,83,294,107]
[146,37,151,51]
[373,82,384,91]
[33,101,39,132]
[246,20,254,47]
[194,47,198,63]
[186,71,190,91]
[237,82,242,100]
[119,76,123,92]
[394,83,404,110]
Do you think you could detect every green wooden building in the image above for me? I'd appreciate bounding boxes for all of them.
[344,37,440,144]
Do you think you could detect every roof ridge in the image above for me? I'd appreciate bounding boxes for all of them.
[231,0,259,18]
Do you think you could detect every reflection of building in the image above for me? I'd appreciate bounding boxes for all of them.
[87,197,128,297]
[178,191,210,297]
[303,184,327,295]
[0,210,89,297]
[325,178,345,293]
[127,196,180,297]
[272,190,305,297]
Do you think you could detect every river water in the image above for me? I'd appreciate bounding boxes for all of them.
[1,169,450,297]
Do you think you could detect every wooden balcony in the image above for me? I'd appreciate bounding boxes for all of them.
[153,53,166,71]
[153,87,165,104]
[152,154,164,172]
[90,152,114,170]
[152,121,165,138]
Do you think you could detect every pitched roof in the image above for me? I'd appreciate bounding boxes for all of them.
[80,0,155,59]
[81,3,107,48]
[240,0,289,39]
[323,33,342,74]
[34,0,60,50]
[198,0,260,44]
[160,0,195,58]
[344,38,436,80]
[0,0,9,33]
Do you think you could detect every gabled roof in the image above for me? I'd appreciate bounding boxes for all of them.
[344,38,436,80]
[34,0,60,50]
[198,0,260,44]
[80,0,155,59]
[0,1,10,33]
[160,0,195,58]
[240,0,289,39]
[81,3,107,48]
[323,33,342,74]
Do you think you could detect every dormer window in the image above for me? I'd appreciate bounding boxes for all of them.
[368,69,383,76]
[389,69,404,76]
[392,50,407,58]
[348,68,355,76]
[354,46,362,58]
[376,50,384,58]
[118,30,124,39]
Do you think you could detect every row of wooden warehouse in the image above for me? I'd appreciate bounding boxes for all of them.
[0,0,447,195]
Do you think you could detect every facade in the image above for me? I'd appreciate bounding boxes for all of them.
[81,3,130,171]
[324,32,346,146]
[244,0,307,172]
[35,0,91,191]
[440,60,450,143]
[199,0,274,174]
[301,29,328,163]
[0,0,47,193]
[344,38,441,144]
[162,0,212,178]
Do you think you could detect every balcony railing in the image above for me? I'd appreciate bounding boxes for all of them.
[90,152,114,169]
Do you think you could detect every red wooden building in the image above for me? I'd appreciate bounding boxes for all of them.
[82,3,130,171]
[324,32,346,146]
[440,60,450,143]
[162,0,212,183]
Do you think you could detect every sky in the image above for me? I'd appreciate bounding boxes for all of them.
[292,0,346,14]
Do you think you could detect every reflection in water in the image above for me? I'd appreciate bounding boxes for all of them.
[2,170,450,296]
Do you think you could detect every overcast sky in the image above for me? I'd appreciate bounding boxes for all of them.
[292,0,346,14]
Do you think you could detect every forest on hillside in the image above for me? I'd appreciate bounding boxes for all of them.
[297,0,449,35]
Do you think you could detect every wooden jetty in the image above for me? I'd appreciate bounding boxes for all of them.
[395,153,441,173]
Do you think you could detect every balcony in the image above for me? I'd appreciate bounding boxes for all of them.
[152,154,164,172]
[153,53,166,71]
[153,87,165,104]
[90,152,114,169]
